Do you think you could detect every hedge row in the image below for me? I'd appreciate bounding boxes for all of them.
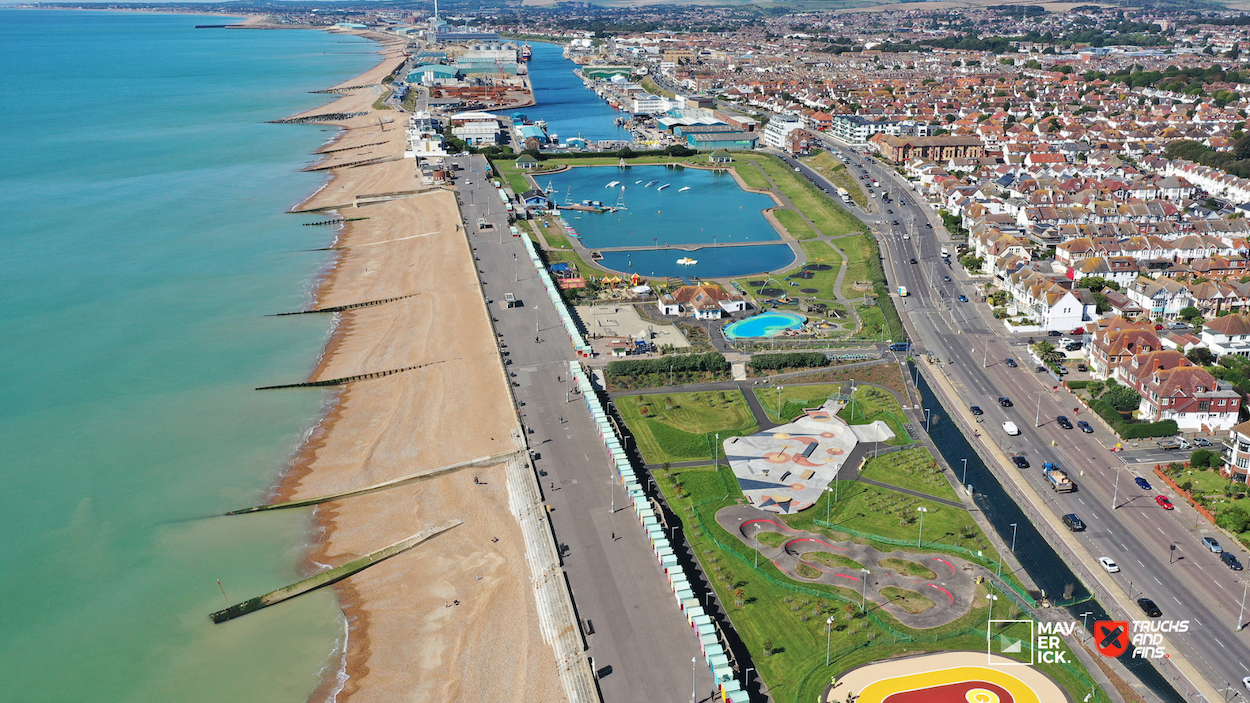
[606,351,730,378]
[748,352,830,371]
[1065,380,1091,389]
[1088,398,1177,439]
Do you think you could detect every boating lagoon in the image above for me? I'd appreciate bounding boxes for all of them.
[544,164,795,278]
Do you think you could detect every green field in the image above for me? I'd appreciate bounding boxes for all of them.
[859,447,958,502]
[650,463,1095,702]
[837,385,911,446]
[616,390,758,463]
[736,162,772,190]
[837,233,876,299]
[801,151,867,206]
[753,383,846,424]
[774,208,819,240]
[880,586,935,614]
[734,240,843,307]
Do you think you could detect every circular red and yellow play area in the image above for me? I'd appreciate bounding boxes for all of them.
[829,653,1066,703]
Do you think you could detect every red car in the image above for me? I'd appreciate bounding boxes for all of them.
[1156,495,1174,510]
[1071,327,1085,335]
[1154,324,1164,330]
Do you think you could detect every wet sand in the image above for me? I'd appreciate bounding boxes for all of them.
[282,30,565,703]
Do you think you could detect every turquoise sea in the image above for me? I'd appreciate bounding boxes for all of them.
[0,11,377,701]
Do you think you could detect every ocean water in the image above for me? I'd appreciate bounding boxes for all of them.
[0,10,377,701]
[547,165,781,250]
[521,41,632,142]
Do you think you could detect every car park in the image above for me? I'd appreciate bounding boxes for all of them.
[1077,420,1093,433]
[1062,514,1086,531]
[1134,476,1152,490]
[970,405,983,416]
[1011,456,1030,468]
[1156,495,1174,510]
[1222,552,1243,570]
[1203,536,1223,553]
[1005,358,1017,367]
[998,397,1013,407]
[1057,416,1073,429]
[1098,557,1119,573]
[1137,598,1162,617]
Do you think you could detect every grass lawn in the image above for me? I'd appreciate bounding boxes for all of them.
[753,383,846,424]
[880,586,935,614]
[803,552,865,570]
[858,447,959,502]
[539,221,573,250]
[735,162,772,191]
[838,385,911,445]
[795,562,822,578]
[744,154,864,239]
[650,463,1095,702]
[879,557,937,580]
[616,390,758,463]
[837,233,876,299]
[735,241,843,306]
[852,305,891,343]
[491,159,535,194]
[545,248,599,280]
[757,531,788,548]
[800,151,867,207]
[775,208,819,239]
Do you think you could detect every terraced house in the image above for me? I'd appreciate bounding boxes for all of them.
[1088,317,1161,379]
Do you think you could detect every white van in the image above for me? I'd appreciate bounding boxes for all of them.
[1003,421,1020,436]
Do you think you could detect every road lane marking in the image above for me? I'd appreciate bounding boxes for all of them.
[1154,576,1162,585]
[1157,527,1165,535]
[1173,596,1181,605]
[1216,580,1224,589]
[1079,498,1086,505]
[1215,637,1226,649]
[1120,543,1127,551]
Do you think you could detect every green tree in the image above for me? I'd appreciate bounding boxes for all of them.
[1187,347,1216,366]
[1179,306,1202,322]
[1190,448,1217,469]
[1218,505,1250,533]
[1032,340,1063,363]
[1103,385,1142,411]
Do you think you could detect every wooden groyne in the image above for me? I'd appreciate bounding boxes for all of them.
[303,155,398,172]
[255,357,456,390]
[269,112,367,124]
[209,521,461,624]
[268,293,419,316]
[302,217,368,227]
[225,450,519,515]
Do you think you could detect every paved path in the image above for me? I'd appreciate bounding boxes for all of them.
[717,505,977,629]
[454,154,716,703]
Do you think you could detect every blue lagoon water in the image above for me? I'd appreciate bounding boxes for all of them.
[548,166,781,249]
[724,312,806,340]
[0,10,377,701]
[598,246,796,280]
[521,41,631,142]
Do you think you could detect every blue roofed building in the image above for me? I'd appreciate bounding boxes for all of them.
[406,64,461,86]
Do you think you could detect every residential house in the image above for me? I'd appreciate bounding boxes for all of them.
[657,284,747,320]
[1201,313,1250,357]
[1088,317,1162,378]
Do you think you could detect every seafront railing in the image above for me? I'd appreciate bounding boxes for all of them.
[569,360,748,703]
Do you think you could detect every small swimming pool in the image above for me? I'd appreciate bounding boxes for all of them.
[723,312,806,340]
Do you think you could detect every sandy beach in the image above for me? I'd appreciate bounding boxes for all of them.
[280,29,565,703]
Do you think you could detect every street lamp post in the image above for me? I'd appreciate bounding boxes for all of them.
[1111,468,1121,511]
[985,594,999,641]
[983,338,990,369]
[534,305,540,335]
[1035,392,1043,428]
[826,616,835,666]
[1238,581,1248,631]
[690,656,697,703]
[514,252,518,282]
[777,385,784,419]
[826,486,833,525]
[1010,523,1018,552]
[961,458,968,485]
[860,568,871,612]
[924,408,931,432]
[916,507,928,547]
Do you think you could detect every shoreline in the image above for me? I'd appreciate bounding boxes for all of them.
[273,26,566,703]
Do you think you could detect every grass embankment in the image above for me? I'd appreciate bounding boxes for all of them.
[837,385,912,446]
[774,209,819,240]
[859,447,959,503]
[754,383,845,424]
[615,390,758,464]
[837,233,874,299]
[371,85,393,111]
[735,162,772,191]
[739,154,864,239]
[801,151,868,207]
[641,76,676,100]
[646,463,1093,702]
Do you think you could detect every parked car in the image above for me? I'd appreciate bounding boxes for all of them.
[1005,358,1017,368]
[1011,455,1030,468]
[1154,324,1164,330]
[970,405,983,416]
[1137,598,1162,617]
[1062,514,1086,531]
[1071,327,1085,335]
[1098,556,1120,573]
[1203,536,1224,553]
[1048,330,1063,337]
[1156,495,1174,510]
[1077,420,1093,433]
[1134,476,1152,490]
[1077,363,1088,372]
[1065,342,1083,351]
[998,397,1013,407]
[1036,365,1048,373]
[1057,416,1073,429]
[1193,437,1212,447]
[1223,552,1243,570]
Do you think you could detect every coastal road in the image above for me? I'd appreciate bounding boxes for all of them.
[451,154,719,703]
[853,153,1250,700]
